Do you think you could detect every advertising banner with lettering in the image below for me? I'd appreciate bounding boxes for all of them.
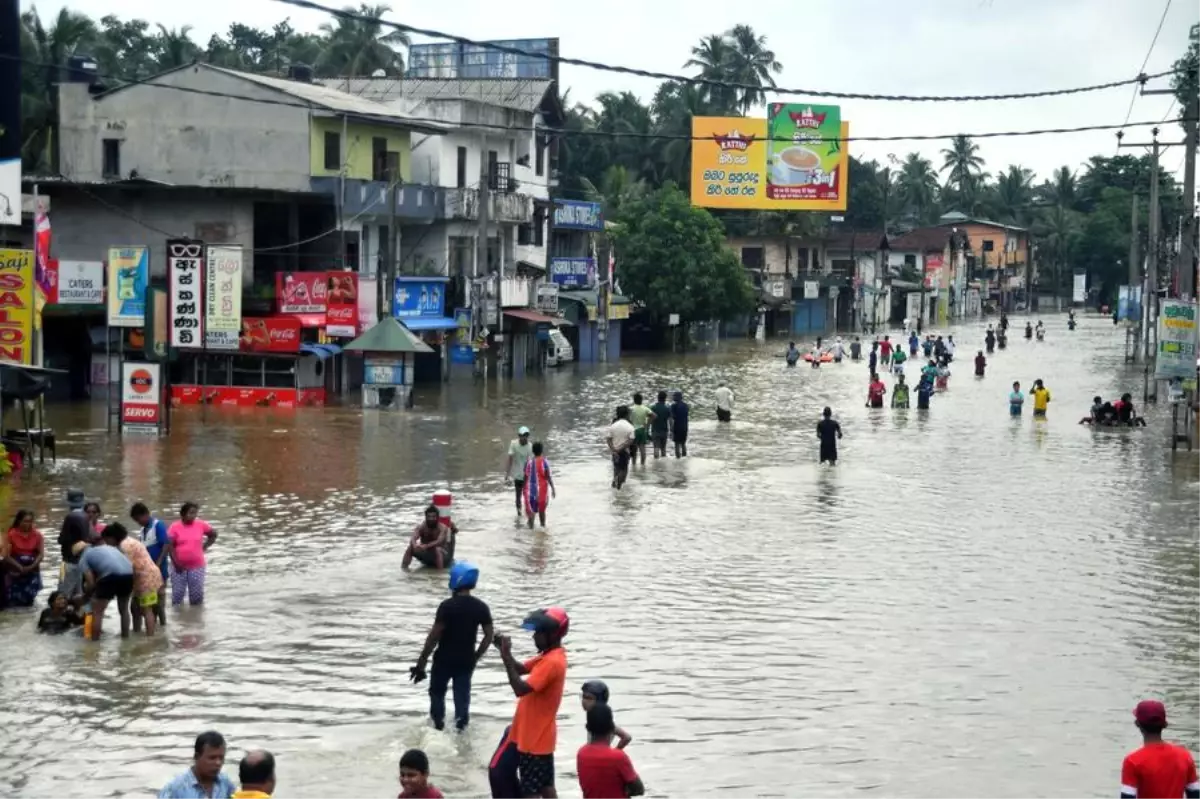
[107,246,149,327]
[1155,299,1198,380]
[276,272,327,314]
[205,246,243,349]
[450,307,473,364]
[552,200,603,231]
[691,114,849,211]
[120,361,162,432]
[50,260,104,304]
[393,278,447,318]
[358,276,378,333]
[167,239,204,349]
[549,257,595,288]
[239,316,302,354]
[0,248,35,364]
[325,271,359,337]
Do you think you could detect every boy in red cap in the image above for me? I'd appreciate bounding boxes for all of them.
[1120,700,1199,799]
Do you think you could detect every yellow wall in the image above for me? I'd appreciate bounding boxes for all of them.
[959,223,1027,266]
[309,116,411,182]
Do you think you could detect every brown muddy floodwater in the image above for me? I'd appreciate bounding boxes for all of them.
[0,313,1196,798]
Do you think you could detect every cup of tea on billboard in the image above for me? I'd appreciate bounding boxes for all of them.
[766,104,841,201]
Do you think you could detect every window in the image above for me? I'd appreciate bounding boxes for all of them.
[983,239,995,252]
[904,254,917,267]
[741,246,764,269]
[533,205,545,247]
[456,146,467,188]
[372,137,388,180]
[323,131,341,171]
[102,138,121,178]
[535,133,546,176]
[517,224,533,246]
[487,150,498,187]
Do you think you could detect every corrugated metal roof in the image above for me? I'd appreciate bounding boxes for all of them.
[319,77,553,113]
[201,66,447,133]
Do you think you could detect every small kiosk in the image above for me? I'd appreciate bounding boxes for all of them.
[344,318,433,410]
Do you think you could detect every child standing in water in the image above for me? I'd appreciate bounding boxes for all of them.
[1009,381,1025,416]
[581,680,632,749]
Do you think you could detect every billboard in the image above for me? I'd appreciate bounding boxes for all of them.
[107,246,149,327]
[239,317,301,354]
[407,38,558,81]
[393,278,447,318]
[168,239,204,349]
[276,272,326,314]
[0,248,35,363]
[1155,299,1198,380]
[1072,272,1087,303]
[924,254,944,290]
[205,246,243,350]
[325,272,359,337]
[691,112,849,211]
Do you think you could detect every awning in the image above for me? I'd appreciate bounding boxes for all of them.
[291,313,326,328]
[300,343,343,360]
[504,309,572,325]
[399,316,459,331]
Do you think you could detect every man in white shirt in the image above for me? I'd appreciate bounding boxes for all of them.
[606,405,636,490]
[504,426,533,516]
[715,385,734,422]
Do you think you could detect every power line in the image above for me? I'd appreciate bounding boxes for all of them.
[9,55,1192,145]
[271,0,1178,103]
[1119,0,1173,138]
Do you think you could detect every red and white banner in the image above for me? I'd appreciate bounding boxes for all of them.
[276,272,327,314]
[171,385,325,408]
[924,254,944,290]
[46,259,104,305]
[325,271,359,337]
[239,316,302,354]
[120,362,162,431]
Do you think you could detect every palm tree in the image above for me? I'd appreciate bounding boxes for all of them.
[940,134,986,212]
[650,80,711,189]
[580,164,648,222]
[723,25,781,113]
[20,8,99,171]
[315,3,409,78]
[895,152,940,224]
[1034,203,1082,296]
[684,34,737,113]
[993,165,1035,225]
[1037,165,1076,209]
[155,24,199,69]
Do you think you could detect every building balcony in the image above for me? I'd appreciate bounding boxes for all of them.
[310,177,442,222]
[500,276,535,308]
[443,187,533,225]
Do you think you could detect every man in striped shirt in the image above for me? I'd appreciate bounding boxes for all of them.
[1120,701,1199,799]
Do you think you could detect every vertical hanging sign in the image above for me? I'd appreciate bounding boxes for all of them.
[205,246,243,349]
[167,239,204,349]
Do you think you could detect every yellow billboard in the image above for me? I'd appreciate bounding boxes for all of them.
[691,108,849,211]
[0,249,36,364]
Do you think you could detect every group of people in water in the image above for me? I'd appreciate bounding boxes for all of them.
[2,490,216,640]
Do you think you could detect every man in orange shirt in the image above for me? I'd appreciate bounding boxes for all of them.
[493,607,569,798]
[1120,700,1199,799]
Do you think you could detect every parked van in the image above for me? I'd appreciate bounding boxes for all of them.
[546,329,574,367]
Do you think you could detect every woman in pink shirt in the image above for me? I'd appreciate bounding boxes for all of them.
[165,502,217,606]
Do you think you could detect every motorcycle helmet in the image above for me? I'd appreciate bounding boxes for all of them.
[448,561,479,592]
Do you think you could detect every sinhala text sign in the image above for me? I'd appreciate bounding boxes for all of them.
[168,240,204,348]
[691,108,849,211]
[205,246,243,349]
[1155,299,1198,380]
[120,361,162,434]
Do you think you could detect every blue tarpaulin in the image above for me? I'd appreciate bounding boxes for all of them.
[400,317,459,331]
[300,343,343,360]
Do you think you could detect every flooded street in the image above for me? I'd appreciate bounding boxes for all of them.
[1,314,1196,798]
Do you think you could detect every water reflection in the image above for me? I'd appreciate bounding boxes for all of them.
[0,315,1195,798]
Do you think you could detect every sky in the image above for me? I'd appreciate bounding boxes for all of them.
[21,0,1199,182]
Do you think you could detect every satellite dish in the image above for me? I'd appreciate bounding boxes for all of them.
[371,69,386,77]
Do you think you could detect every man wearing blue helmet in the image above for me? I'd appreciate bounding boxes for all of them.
[409,561,493,731]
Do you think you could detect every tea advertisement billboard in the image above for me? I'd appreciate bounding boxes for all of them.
[690,108,848,211]
[107,246,149,327]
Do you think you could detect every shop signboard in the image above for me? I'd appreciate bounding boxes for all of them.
[549,257,595,288]
[536,283,559,314]
[205,246,243,350]
[691,108,849,211]
[325,271,359,337]
[50,260,104,304]
[1072,271,1087,304]
[393,278,447,318]
[120,361,161,433]
[167,239,204,349]
[552,200,603,231]
[107,246,149,327]
[239,317,302,354]
[0,248,35,364]
[276,272,327,314]
[450,307,474,364]
[358,276,378,333]
[1155,300,1198,380]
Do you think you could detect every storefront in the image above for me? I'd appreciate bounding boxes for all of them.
[557,289,629,363]
[168,316,340,408]
[393,276,457,382]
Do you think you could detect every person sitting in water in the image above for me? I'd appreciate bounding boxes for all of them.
[1114,393,1147,426]
[1080,396,1108,425]
[785,342,800,367]
[892,374,910,409]
[866,373,887,408]
[402,505,455,570]
[37,590,84,634]
[974,351,987,377]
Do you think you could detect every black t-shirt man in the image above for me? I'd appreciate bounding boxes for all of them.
[432,594,493,669]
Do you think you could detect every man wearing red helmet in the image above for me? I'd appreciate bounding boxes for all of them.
[1120,700,1199,799]
[491,607,569,798]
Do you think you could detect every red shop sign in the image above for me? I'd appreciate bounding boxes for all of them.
[239,316,302,353]
[276,272,327,314]
[325,271,359,337]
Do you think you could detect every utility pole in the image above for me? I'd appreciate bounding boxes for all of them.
[1128,192,1140,361]
[475,142,495,377]
[1179,89,1198,299]
[1147,134,1161,360]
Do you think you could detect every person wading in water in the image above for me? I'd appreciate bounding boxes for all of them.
[816,407,843,465]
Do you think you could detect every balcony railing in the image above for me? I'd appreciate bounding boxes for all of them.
[443,188,533,225]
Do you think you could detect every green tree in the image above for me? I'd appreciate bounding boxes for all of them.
[684,33,738,114]
[579,164,648,223]
[610,184,755,322]
[992,165,1035,225]
[895,152,940,224]
[724,25,782,113]
[154,24,200,69]
[940,134,987,213]
[20,7,98,170]
[1171,24,1198,128]
[315,3,409,77]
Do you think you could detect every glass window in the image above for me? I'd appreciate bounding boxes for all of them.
[263,356,296,389]
[198,355,229,386]
[231,356,264,387]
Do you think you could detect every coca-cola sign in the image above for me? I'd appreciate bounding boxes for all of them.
[239,316,302,353]
[275,272,327,314]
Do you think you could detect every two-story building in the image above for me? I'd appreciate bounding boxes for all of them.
[936,212,1030,314]
[44,59,446,397]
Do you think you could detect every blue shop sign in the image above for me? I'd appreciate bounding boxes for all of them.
[393,277,448,318]
[553,200,604,231]
[549,257,595,288]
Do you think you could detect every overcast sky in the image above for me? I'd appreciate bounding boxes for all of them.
[23,0,1199,182]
